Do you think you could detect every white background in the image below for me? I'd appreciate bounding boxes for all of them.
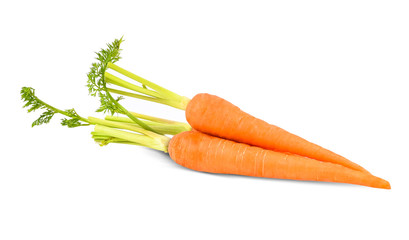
[1,1,408,239]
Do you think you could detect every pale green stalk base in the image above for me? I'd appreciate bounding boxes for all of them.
[105,112,191,135]
[92,125,170,152]
[108,118,190,135]
[88,117,166,140]
[92,134,143,146]
[129,111,184,124]
[88,112,187,151]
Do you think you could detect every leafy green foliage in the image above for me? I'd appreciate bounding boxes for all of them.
[31,110,55,127]
[21,86,45,113]
[87,37,125,115]
[20,87,87,128]
[61,109,85,128]
[85,37,155,132]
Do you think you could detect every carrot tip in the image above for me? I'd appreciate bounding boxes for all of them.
[379,179,391,189]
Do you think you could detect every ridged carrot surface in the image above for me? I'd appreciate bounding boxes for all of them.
[185,93,368,173]
[168,131,390,189]
[169,131,389,189]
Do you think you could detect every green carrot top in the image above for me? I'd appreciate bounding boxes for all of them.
[86,38,190,118]
[86,37,160,132]
[21,86,190,152]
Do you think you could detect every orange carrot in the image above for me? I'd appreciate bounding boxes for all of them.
[169,131,390,189]
[185,93,369,173]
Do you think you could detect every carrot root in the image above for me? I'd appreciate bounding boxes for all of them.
[185,93,370,173]
[169,131,390,189]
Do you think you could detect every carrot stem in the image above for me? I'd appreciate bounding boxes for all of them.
[107,62,180,99]
[105,72,163,98]
[107,88,188,110]
[92,134,142,146]
[105,63,190,110]
[104,115,191,135]
[92,125,170,152]
[129,112,184,124]
[88,117,167,140]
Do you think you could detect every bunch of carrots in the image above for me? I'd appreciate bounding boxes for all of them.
[21,37,390,189]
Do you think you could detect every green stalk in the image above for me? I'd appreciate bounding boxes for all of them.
[93,125,170,152]
[107,62,180,99]
[88,117,168,141]
[92,134,141,146]
[105,72,163,98]
[105,63,191,110]
[104,115,191,135]
[129,112,185,124]
[107,88,187,110]
[144,121,191,135]
[101,81,158,133]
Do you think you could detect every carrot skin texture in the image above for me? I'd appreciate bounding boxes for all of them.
[185,93,369,173]
[168,131,390,189]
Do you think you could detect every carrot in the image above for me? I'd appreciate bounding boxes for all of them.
[185,93,369,173]
[168,131,390,189]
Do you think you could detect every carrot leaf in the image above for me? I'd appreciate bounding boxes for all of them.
[20,87,89,128]
[86,37,159,133]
